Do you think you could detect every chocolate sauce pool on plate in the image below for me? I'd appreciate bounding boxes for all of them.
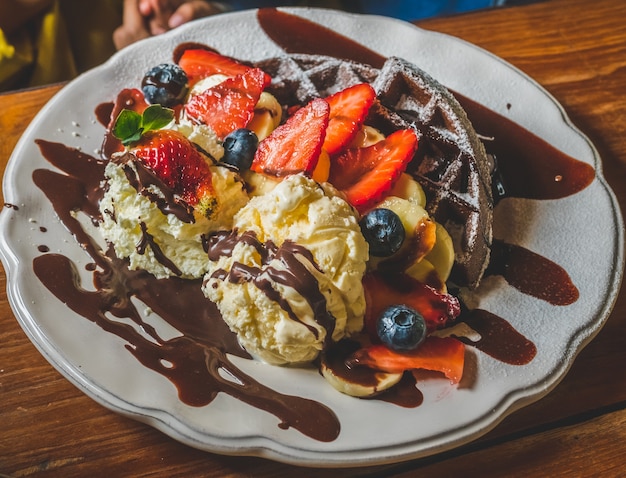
[28,8,592,443]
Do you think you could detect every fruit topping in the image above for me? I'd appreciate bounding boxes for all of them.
[328,128,418,213]
[184,67,270,140]
[177,48,270,86]
[311,150,331,183]
[323,83,376,155]
[320,340,402,397]
[141,63,189,107]
[388,173,427,207]
[246,91,282,141]
[376,304,427,351]
[359,208,405,257]
[128,129,214,210]
[363,272,460,337]
[112,106,216,218]
[251,98,330,177]
[347,336,465,384]
[222,128,259,171]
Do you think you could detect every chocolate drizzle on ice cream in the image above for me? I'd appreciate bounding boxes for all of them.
[205,229,336,343]
[119,155,196,224]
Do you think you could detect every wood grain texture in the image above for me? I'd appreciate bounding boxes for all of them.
[1,0,625,475]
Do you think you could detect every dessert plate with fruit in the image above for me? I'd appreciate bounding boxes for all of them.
[0,7,622,467]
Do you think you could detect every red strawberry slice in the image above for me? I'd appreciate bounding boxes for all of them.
[347,336,465,384]
[251,98,330,177]
[328,128,418,213]
[131,129,214,210]
[362,271,460,338]
[184,67,269,140]
[177,48,271,86]
[323,83,376,155]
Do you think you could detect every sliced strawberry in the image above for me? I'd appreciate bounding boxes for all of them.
[184,67,269,140]
[251,98,330,177]
[177,48,271,86]
[131,129,214,211]
[362,271,460,338]
[323,83,376,155]
[347,336,465,384]
[328,129,418,213]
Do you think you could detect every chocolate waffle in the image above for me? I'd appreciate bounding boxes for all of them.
[255,54,493,288]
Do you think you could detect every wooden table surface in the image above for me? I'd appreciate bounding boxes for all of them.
[1,0,626,475]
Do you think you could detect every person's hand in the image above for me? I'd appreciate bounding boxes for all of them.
[113,0,226,50]
[113,0,152,50]
[138,0,226,35]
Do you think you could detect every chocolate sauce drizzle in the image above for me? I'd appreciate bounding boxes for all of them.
[27,8,593,443]
[205,229,336,341]
[120,156,195,223]
[137,221,183,276]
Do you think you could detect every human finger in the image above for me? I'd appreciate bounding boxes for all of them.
[168,1,228,28]
[144,0,184,35]
[113,0,151,49]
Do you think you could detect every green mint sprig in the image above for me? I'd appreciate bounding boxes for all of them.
[112,104,175,146]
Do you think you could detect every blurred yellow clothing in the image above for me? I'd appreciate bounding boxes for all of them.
[0,0,121,91]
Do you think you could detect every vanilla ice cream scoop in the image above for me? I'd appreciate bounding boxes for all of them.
[99,157,249,279]
[202,174,368,364]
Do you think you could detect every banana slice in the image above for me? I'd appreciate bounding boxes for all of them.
[320,341,402,397]
[389,173,427,208]
[368,195,432,272]
[375,196,430,244]
[425,222,455,283]
[249,92,282,141]
[405,223,455,290]
[351,124,385,148]
[405,257,445,291]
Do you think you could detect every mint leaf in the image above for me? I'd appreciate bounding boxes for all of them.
[142,104,174,131]
[112,105,175,147]
[113,109,143,146]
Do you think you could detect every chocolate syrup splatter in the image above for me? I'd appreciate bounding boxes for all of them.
[487,239,579,306]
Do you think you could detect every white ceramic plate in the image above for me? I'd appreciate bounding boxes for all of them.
[1,7,623,468]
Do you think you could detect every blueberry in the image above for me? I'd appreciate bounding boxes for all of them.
[359,208,405,257]
[222,129,259,171]
[377,305,427,351]
[142,63,188,107]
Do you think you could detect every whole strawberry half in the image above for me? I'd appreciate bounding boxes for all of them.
[177,48,271,86]
[185,67,270,140]
[323,83,376,155]
[131,129,215,216]
[329,129,418,213]
[251,98,330,177]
